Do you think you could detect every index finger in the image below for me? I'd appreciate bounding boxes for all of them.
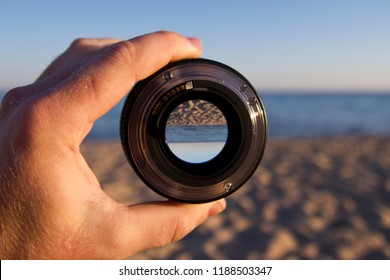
[37,31,202,139]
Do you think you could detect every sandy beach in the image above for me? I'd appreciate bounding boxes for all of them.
[81,136,390,259]
[166,99,227,126]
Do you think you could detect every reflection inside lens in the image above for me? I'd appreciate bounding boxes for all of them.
[165,99,228,163]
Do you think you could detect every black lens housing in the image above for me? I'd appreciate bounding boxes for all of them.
[120,59,267,203]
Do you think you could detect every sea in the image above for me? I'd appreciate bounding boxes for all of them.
[1,91,390,140]
[90,92,390,140]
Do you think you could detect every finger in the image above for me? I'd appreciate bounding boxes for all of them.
[114,199,226,256]
[38,31,202,136]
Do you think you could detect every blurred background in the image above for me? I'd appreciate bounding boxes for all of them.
[1,0,390,259]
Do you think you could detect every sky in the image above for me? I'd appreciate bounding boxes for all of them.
[1,0,389,93]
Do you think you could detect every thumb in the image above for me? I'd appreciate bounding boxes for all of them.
[113,199,226,257]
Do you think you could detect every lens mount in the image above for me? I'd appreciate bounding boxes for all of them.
[120,58,267,203]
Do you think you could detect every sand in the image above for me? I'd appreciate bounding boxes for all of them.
[166,99,227,126]
[81,136,390,259]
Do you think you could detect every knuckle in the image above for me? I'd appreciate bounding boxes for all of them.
[0,96,49,150]
[106,40,136,61]
[16,95,54,133]
[156,30,187,47]
[157,30,180,40]
[101,41,137,78]
[1,86,28,114]
[68,38,102,55]
[2,87,26,103]
[69,38,94,49]
[142,216,194,249]
[170,218,193,242]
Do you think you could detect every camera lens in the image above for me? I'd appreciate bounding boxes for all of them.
[120,58,267,203]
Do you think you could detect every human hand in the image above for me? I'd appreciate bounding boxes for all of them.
[0,31,226,259]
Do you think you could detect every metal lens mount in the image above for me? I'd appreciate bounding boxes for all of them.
[120,58,267,203]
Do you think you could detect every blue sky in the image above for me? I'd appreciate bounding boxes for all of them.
[1,0,389,92]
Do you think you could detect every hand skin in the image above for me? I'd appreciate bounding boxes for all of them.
[0,31,226,259]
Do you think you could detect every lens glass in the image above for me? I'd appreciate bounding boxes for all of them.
[165,99,228,163]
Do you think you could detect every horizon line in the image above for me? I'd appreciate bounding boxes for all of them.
[258,88,390,94]
[1,87,390,96]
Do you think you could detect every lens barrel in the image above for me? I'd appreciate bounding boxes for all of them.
[120,59,267,203]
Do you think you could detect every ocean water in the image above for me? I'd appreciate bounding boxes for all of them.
[165,125,228,143]
[89,93,390,140]
[165,125,228,163]
[1,91,390,139]
[263,93,390,137]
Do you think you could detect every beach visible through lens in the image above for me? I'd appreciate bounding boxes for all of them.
[165,99,228,163]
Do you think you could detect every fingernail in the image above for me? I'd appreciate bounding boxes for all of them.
[187,37,202,51]
[208,199,227,217]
